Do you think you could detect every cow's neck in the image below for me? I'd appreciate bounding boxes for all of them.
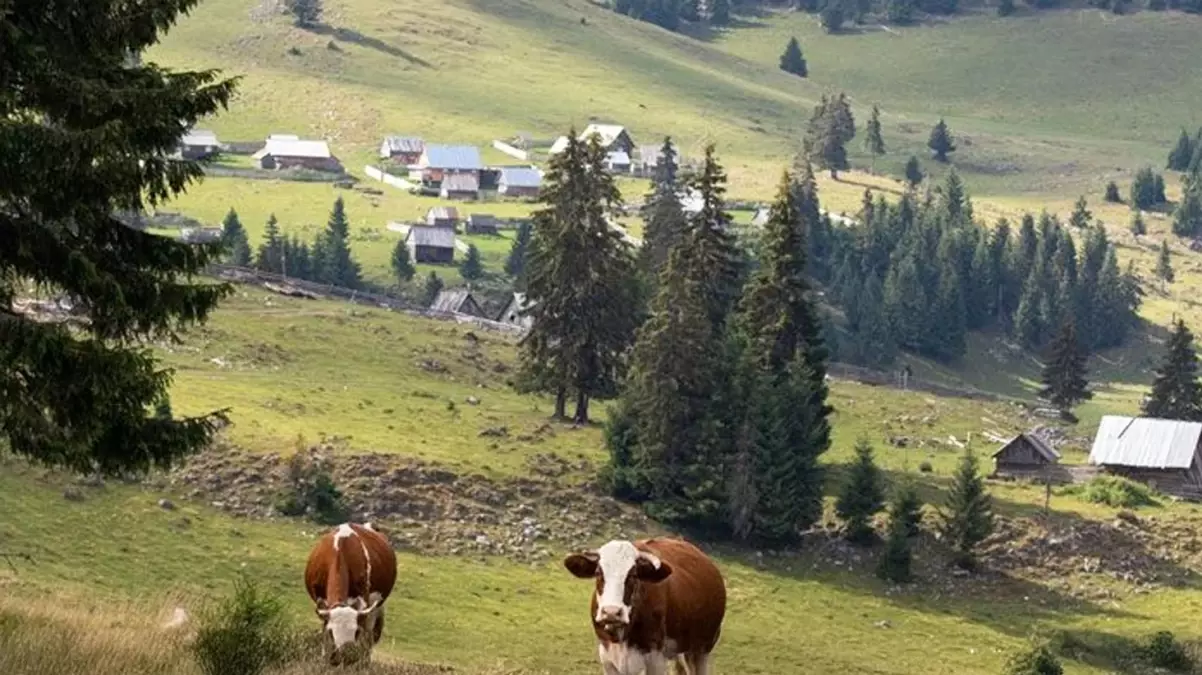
[325,546,352,606]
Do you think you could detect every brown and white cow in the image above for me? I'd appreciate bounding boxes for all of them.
[303,522,398,665]
[564,537,726,675]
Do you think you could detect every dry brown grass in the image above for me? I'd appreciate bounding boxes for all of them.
[0,594,534,675]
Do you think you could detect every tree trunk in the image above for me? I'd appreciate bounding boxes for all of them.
[553,388,567,419]
[574,390,590,424]
[830,169,839,180]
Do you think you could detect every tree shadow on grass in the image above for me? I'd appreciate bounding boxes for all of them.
[308,24,432,68]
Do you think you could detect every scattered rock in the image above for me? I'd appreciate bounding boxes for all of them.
[479,426,508,438]
[466,396,481,406]
[63,486,85,502]
[158,499,176,511]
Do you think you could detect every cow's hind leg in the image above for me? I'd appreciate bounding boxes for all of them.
[685,652,712,675]
[372,607,385,644]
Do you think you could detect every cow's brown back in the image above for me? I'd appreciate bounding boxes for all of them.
[304,524,397,607]
[640,537,726,655]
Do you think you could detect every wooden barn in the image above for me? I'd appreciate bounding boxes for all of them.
[990,432,1069,483]
[405,226,456,264]
[430,288,486,318]
[1089,415,1202,500]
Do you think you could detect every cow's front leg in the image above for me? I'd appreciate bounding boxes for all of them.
[643,650,670,675]
[598,641,645,675]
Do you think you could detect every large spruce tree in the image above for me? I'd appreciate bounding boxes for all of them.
[221,208,252,266]
[1038,320,1092,419]
[1168,129,1195,171]
[835,439,887,545]
[315,197,361,288]
[1143,319,1202,421]
[640,137,687,281]
[928,118,956,162]
[516,131,639,422]
[256,214,284,273]
[940,447,994,570]
[504,220,532,282]
[779,37,808,77]
[1,0,237,475]
[864,105,887,170]
[684,145,742,331]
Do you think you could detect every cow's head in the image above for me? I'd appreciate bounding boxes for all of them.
[315,592,382,664]
[564,540,673,639]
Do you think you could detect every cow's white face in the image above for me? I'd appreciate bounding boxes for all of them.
[564,540,673,635]
[315,593,381,663]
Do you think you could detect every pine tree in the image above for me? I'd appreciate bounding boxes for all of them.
[391,239,415,285]
[220,208,252,266]
[810,105,850,179]
[1172,180,1202,237]
[852,273,898,367]
[887,0,916,23]
[154,396,173,421]
[904,155,924,188]
[256,214,284,273]
[422,271,444,307]
[460,244,484,282]
[1168,129,1195,171]
[679,0,701,21]
[928,118,956,163]
[1038,320,1092,419]
[1157,240,1175,287]
[1130,167,1162,210]
[1104,181,1122,203]
[836,439,886,545]
[0,0,237,475]
[684,145,742,332]
[505,220,533,282]
[316,196,361,289]
[1130,212,1147,236]
[285,0,322,27]
[1068,196,1092,229]
[940,447,994,570]
[1014,268,1046,348]
[517,131,640,423]
[890,484,924,538]
[864,105,887,171]
[641,138,688,280]
[710,0,732,24]
[877,507,914,583]
[779,37,808,77]
[821,0,846,32]
[942,169,967,223]
[998,0,1016,15]
[1142,319,1202,421]
[884,252,929,351]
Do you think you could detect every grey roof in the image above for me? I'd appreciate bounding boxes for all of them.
[1089,415,1202,470]
[181,129,219,146]
[442,173,480,192]
[499,167,542,189]
[467,213,497,225]
[581,124,629,147]
[993,433,1061,461]
[383,136,424,153]
[422,145,482,170]
[253,138,331,159]
[430,288,477,314]
[426,206,460,221]
[406,226,456,249]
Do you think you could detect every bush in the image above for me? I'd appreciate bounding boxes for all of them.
[1080,475,1158,509]
[192,574,306,675]
[1004,644,1063,675]
[1142,631,1193,672]
[275,453,351,525]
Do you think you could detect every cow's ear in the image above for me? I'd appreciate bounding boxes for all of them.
[315,599,330,619]
[563,551,600,578]
[635,554,673,583]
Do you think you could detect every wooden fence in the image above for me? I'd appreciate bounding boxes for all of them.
[206,264,525,336]
[364,165,416,190]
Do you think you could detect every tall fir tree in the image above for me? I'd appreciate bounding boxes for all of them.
[504,220,533,283]
[1130,167,1162,210]
[255,214,284,274]
[889,484,924,538]
[710,0,731,24]
[864,105,887,171]
[779,37,808,77]
[1068,196,1092,229]
[460,244,484,282]
[220,208,252,266]
[391,239,415,285]
[1130,211,1147,236]
[316,196,361,289]
[421,271,443,307]
[0,0,237,475]
[516,131,640,422]
[284,0,322,26]
[928,118,957,162]
[940,447,994,570]
[684,145,742,332]
[904,155,924,188]
[835,439,887,545]
[1104,181,1122,203]
[877,508,914,583]
[1172,179,1202,237]
[640,137,688,281]
[1038,320,1092,419]
[1142,319,1202,421]
[1157,240,1175,288]
[1168,129,1195,171]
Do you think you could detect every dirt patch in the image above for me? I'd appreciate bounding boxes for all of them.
[160,443,654,564]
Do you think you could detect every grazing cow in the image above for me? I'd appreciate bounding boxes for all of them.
[304,522,398,665]
[564,537,726,675]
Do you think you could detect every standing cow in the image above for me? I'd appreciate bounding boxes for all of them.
[304,522,397,665]
[564,537,727,675]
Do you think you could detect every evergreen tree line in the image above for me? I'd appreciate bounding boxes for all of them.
[219,197,363,290]
[828,176,1142,367]
[1164,128,1202,237]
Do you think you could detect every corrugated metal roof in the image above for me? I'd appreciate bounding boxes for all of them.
[499,167,542,189]
[181,129,219,146]
[383,136,424,153]
[992,433,1061,462]
[255,138,331,159]
[581,124,628,147]
[430,288,476,314]
[407,226,456,248]
[441,173,480,192]
[1088,415,1202,469]
[426,206,459,221]
[422,145,482,170]
[606,150,630,165]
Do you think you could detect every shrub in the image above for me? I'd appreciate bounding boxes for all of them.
[1080,475,1158,509]
[876,510,913,583]
[1004,644,1063,675]
[191,574,305,675]
[275,453,350,525]
[1142,631,1193,672]
[918,460,933,473]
